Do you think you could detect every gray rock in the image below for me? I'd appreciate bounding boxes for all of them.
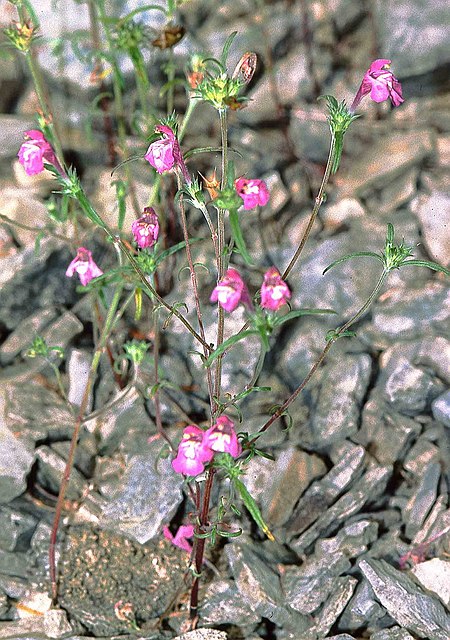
[314,575,357,637]
[0,549,28,579]
[402,462,441,539]
[286,445,366,537]
[368,283,450,346]
[321,197,365,230]
[66,349,91,410]
[414,190,450,266]
[0,414,34,504]
[283,551,351,614]
[174,630,228,640]
[292,464,392,553]
[411,558,450,606]
[432,390,450,428]
[100,445,183,544]
[43,609,74,639]
[226,540,313,630]
[371,628,416,640]
[375,0,450,77]
[0,115,36,158]
[403,437,441,475]
[0,308,58,365]
[307,353,372,446]
[199,579,260,626]
[0,507,36,552]
[360,558,450,640]
[382,356,443,416]
[242,447,326,529]
[315,519,379,559]
[35,445,87,501]
[338,579,386,631]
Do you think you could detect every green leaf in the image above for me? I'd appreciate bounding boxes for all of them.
[154,238,202,267]
[204,330,260,367]
[220,31,238,68]
[323,251,384,275]
[271,308,336,327]
[229,208,254,266]
[216,527,243,538]
[386,222,395,244]
[399,260,450,276]
[233,478,275,541]
[118,4,167,24]
[326,328,357,342]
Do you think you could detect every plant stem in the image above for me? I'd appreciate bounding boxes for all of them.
[178,98,198,142]
[190,468,215,620]
[254,269,388,439]
[176,180,215,416]
[49,283,123,603]
[282,133,336,281]
[213,108,228,410]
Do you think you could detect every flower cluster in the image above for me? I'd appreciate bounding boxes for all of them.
[350,59,403,112]
[171,416,241,476]
[211,267,290,313]
[65,247,103,286]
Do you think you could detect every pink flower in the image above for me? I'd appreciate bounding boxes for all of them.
[203,416,241,458]
[131,208,159,249]
[171,425,214,476]
[17,129,58,176]
[65,247,103,286]
[350,59,404,112]
[163,524,194,553]
[235,178,270,210]
[210,268,251,313]
[260,267,291,311]
[145,124,191,183]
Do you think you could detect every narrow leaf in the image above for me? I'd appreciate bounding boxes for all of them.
[204,330,260,367]
[220,31,238,67]
[229,209,254,265]
[271,308,336,327]
[323,251,383,275]
[400,260,450,276]
[234,478,275,541]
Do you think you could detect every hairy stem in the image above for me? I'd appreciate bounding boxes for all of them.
[255,269,388,439]
[282,133,336,281]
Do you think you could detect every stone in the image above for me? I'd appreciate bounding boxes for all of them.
[371,629,415,640]
[261,171,290,219]
[338,579,386,631]
[43,608,74,639]
[66,348,91,409]
[306,353,372,446]
[199,579,260,626]
[174,630,228,640]
[403,438,441,475]
[0,308,58,365]
[226,540,313,630]
[242,447,326,529]
[99,444,183,544]
[321,197,365,229]
[0,413,34,503]
[382,357,443,416]
[0,186,50,248]
[432,391,450,428]
[414,190,450,267]
[0,506,36,552]
[411,558,450,606]
[375,0,450,77]
[360,558,450,640]
[313,575,357,637]
[402,462,441,539]
[34,445,87,501]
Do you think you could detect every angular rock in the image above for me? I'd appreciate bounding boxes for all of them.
[432,390,450,428]
[242,447,326,529]
[0,506,36,552]
[307,353,372,446]
[100,445,183,544]
[360,558,450,640]
[0,308,58,365]
[292,464,392,553]
[174,630,228,640]
[382,356,443,416]
[402,462,441,539]
[226,541,313,630]
[35,445,87,501]
[371,628,415,640]
[286,445,366,537]
[338,579,386,631]
[0,414,34,504]
[313,575,357,637]
[375,0,450,77]
[414,190,450,266]
[199,579,260,626]
[411,558,450,606]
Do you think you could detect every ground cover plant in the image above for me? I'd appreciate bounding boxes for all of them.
[1,1,449,639]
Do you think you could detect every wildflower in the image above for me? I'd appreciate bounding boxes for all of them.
[131,208,159,249]
[203,416,241,458]
[163,524,194,553]
[65,247,103,286]
[350,59,404,112]
[260,267,291,311]
[235,178,270,210]
[17,130,57,176]
[210,268,251,313]
[171,425,214,476]
[145,124,191,183]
